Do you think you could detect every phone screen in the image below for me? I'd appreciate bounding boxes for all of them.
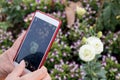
[15,16,57,71]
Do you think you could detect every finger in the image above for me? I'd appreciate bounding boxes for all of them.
[10,60,25,77]
[31,66,47,80]
[42,73,51,80]
[10,31,26,58]
[23,66,47,80]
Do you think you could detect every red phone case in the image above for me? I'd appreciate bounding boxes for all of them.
[14,10,62,69]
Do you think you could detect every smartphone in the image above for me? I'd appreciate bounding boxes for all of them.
[14,11,61,72]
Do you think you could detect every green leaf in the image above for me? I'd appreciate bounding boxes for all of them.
[16,5,21,11]
[0,50,3,54]
[0,22,11,30]
[103,6,111,22]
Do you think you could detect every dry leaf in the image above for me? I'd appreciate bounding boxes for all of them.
[76,1,82,7]
[69,2,76,11]
[69,1,82,11]
[65,1,83,27]
[65,7,75,27]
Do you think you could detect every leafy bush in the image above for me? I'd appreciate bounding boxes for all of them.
[102,55,120,80]
[103,31,120,57]
[0,29,13,53]
[96,0,120,32]
[0,0,120,79]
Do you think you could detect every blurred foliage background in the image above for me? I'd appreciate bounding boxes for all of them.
[0,0,120,80]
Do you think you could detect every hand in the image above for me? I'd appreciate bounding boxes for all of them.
[0,32,26,78]
[5,60,51,80]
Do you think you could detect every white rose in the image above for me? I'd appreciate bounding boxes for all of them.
[86,36,103,54]
[79,44,96,62]
[76,6,86,17]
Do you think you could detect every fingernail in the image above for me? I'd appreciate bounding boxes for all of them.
[20,60,25,65]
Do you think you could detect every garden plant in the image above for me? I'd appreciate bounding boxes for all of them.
[0,0,120,80]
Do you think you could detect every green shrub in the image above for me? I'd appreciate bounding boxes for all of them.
[96,0,120,32]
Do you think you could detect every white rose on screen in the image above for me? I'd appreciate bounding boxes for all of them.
[79,44,95,62]
[86,36,103,54]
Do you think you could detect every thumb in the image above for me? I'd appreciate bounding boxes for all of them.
[11,60,25,77]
